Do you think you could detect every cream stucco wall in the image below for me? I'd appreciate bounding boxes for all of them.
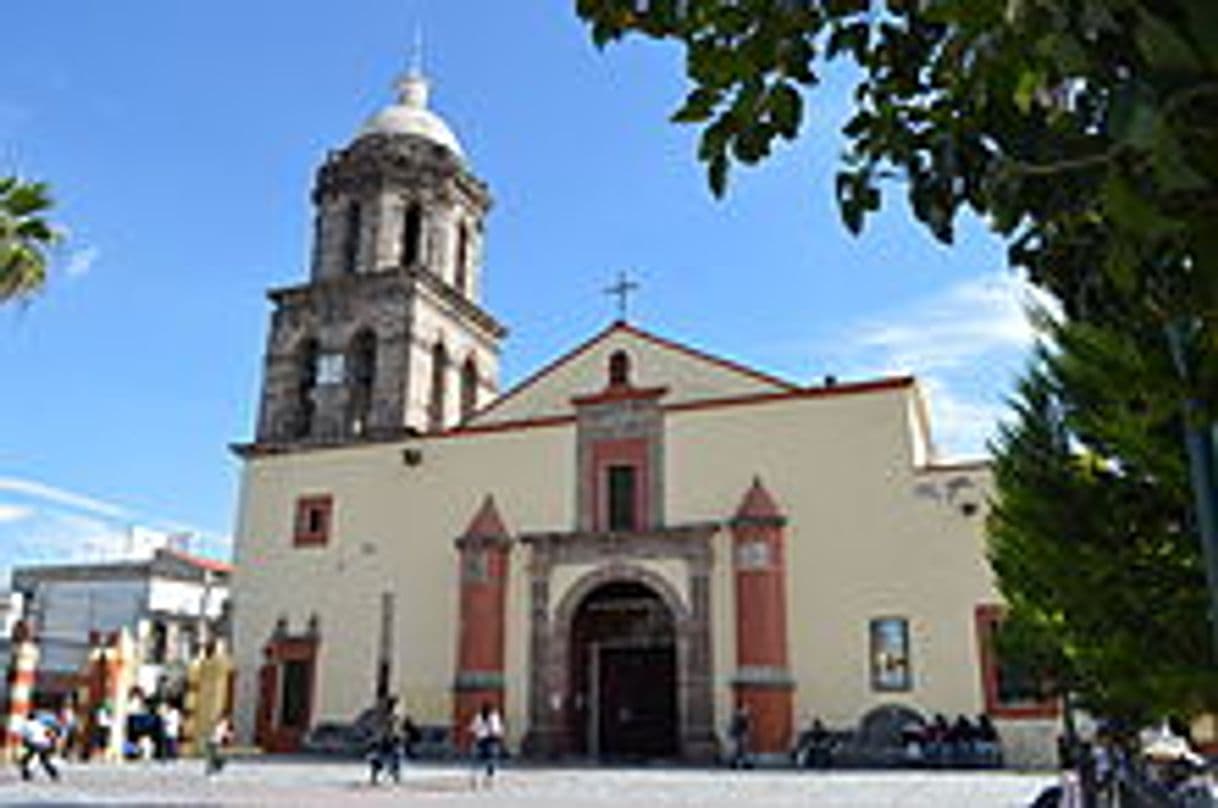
[233,345,1050,763]
[233,422,573,747]
[473,328,789,426]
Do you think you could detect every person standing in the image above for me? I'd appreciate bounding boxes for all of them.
[727,705,752,769]
[160,702,182,761]
[204,715,232,776]
[17,713,60,782]
[469,702,504,789]
[91,699,113,761]
[57,698,78,761]
[401,713,422,761]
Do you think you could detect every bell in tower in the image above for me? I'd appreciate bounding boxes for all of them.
[253,63,506,447]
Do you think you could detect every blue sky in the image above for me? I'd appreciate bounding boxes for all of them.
[0,1,1043,574]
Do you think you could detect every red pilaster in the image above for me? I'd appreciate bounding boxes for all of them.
[730,477,794,755]
[453,495,512,749]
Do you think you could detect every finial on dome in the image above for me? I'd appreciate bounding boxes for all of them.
[395,72,430,110]
[410,23,425,78]
[394,26,430,110]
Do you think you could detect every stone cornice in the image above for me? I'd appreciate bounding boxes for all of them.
[314,133,492,209]
[266,267,507,342]
[518,522,720,548]
[729,515,789,530]
[454,533,514,551]
[230,426,418,459]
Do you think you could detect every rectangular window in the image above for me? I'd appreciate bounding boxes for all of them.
[279,659,311,729]
[870,617,912,692]
[975,605,1059,718]
[293,495,333,547]
[606,464,638,532]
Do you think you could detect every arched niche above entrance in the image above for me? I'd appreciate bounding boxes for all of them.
[549,560,690,624]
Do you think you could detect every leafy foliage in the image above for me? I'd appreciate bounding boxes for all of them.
[989,313,1218,722]
[0,176,58,302]
[575,0,1218,339]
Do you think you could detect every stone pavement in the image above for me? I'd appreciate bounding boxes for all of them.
[0,758,1055,806]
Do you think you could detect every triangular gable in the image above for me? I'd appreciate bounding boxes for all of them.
[469,322,797,426]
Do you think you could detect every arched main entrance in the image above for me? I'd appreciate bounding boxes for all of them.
[569,580,678,760]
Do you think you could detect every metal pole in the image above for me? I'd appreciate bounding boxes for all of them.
[1166,320,1218,657]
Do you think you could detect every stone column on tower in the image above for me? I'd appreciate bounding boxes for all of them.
[452,495,513,748]
[729,476,795,757]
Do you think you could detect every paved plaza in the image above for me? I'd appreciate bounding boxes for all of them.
[0,758,1055,806]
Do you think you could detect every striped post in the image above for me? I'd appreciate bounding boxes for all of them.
[4,620,39,759]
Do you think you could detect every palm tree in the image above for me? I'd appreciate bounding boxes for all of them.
[0,176,59,302]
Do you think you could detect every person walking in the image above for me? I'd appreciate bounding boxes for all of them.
[204,715,232,776]
[368,697,402,785]
[17,713,60,782]
[469,702,504,789]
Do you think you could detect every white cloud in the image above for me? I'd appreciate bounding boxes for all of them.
[823,271,1049,459]
[0,476,232,578]
[63,245,100,279]
[853,273,1053,374]
[919,378,1011,457]
[0,477,129,519]
[0,504,32,524]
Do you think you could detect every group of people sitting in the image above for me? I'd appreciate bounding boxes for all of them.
[790,712,1004,770]
[902,713,1003,768]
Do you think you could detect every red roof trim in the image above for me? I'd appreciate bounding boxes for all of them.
[570,384,669,407]
[160,547,233,574]
[463,322,619,422]
[465,321,798,425]
[664,376,914,416]
[435,375,914,438]
[434,413,577,439]
[615,322,800,392]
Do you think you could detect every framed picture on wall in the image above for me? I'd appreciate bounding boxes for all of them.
[870,617,912,691]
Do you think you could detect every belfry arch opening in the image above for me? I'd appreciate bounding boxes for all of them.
[568,580,678,761]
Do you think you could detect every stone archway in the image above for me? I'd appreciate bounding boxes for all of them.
[520,550,717,762]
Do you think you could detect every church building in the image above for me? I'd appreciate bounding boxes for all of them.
[230,65,1058,766]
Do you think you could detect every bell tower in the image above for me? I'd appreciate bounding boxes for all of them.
[253,65,506,447]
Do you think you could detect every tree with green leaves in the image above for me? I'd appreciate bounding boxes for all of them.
[990,313,1216,724]
[0,176,58,302]
[576,1,1217,334]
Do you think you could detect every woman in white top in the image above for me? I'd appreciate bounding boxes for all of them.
[469,702,504,787]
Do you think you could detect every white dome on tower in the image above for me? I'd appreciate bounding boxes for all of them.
[358,71,465,159]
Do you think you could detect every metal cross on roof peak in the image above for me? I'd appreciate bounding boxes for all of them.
[604,270,640,323]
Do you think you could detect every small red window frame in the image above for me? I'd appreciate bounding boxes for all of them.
[293,495,333,547]
[975,604,1060,719]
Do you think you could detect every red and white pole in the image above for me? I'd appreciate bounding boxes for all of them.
[4,620,39,757]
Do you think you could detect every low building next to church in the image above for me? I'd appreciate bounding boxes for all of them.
[230,64,1058,766]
